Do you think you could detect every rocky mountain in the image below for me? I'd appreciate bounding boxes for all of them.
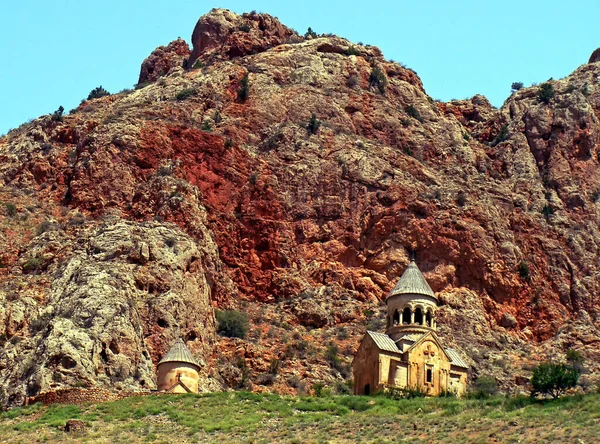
[1,9,599,405]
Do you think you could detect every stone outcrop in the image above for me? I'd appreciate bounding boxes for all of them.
[138,38,191,84]
[188,8,299,66]
[0,9,599,402]
[589,48,600,64]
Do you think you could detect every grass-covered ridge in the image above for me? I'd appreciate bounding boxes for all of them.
[1,392,600,442]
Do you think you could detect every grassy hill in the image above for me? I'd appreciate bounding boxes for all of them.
[1,391,599,443]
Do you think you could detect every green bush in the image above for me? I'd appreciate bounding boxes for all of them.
[345,46,360,56]
[239,23,251,32]
[22,256,43,273]
[307,113,321,134]
[518,261,530,281]
[491,125,509,147]
[192,59,203,69]
[511,82,524,92]
[531,362,579,399]
[51,106,64,122]
[4,203,16,217]
[369,66,387,94]
[468,376,499,399]
[238,74,249,102]
[406,105,424,123]
[216,310,249,339]
[538,82,554,104]
[87,86,110,100]
[176,88,196,101]
[304,27,318,38]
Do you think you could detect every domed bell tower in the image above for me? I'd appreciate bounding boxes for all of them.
[386,260,437,340]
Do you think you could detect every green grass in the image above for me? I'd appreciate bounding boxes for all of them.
[1,392,599,442]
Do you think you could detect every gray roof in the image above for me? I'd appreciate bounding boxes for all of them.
[366,331,400,353]
[395,334,419,343]
[389,260,435,299]
[445,348,469,368]
[158,339,201,369]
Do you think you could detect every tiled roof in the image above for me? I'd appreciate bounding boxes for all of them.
[389,260,436,298]
[158,339,201,369]
[445,348,469,368]
[366,331,400,353]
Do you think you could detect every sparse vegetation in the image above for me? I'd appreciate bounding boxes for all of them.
[456,191,467,207]
[224,138,233,149]
[239,23,251,32]
[468,376,499,399]
[511,82,524,92]
[346,74,359,88]
[215,310,249,339]
[192,59,204,69]
[87,86,110,101]
[22,256,43,273]
[307,113,321,135]
[538,82,555,104]
[4,203,16,217]
[491,125,509,147]
[201,121,212,132]
[406,105,424,123]
[345,46,360,56]
[369,66,387,94]
[518,261,530,281]
[176,88,196,101]
[304,27,318,38]
[51,106,64,122]
[238,73,249,102]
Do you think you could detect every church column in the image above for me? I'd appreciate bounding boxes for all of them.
[410,310,415,324]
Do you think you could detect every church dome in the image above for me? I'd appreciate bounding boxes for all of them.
[388,260,435,299]
[158,338,201,370]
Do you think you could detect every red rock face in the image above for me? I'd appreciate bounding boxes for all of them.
[188,9,298,65]
[1,9,600,400]
[138,38,190,84]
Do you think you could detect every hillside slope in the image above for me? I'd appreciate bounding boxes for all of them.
[0,9,599,405]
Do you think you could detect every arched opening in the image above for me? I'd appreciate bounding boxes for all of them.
[402,307,411,324]
[414,307,423,325]
[426,311,432,327]
[364,383,370,395]
[393,310,400,325]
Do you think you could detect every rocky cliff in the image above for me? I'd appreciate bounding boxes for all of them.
[1,8,599,404]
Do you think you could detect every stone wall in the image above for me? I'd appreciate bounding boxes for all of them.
[26,387,158,406]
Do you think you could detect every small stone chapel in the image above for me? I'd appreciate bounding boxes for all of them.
[352,260,469,396]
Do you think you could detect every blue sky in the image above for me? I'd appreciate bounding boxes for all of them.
[1,1,598,135]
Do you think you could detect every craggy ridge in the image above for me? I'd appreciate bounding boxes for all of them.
[0,8,599,405]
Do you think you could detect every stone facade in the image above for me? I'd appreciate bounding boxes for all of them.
[353,261,468,396]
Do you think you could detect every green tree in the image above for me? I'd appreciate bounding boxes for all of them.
[537,82,554,104]
[238,73,249,102]
[87,86,110,100]
[307,113,321,134]
[511,82,524,92]
[51,106,64,122]
[369,66,387,94]
[215,310,249,339]
[531,362,579,399]
[305,27,318,38]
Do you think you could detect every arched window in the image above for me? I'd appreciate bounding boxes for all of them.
[402,307,411,324]
[393,310,400,325]
[426,311,432,327]
[414,307,423,325]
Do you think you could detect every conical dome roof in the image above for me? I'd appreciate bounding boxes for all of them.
[158,338,201,369]
[388,260,435,298]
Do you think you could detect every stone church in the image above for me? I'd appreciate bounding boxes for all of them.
[353,260,469,396]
